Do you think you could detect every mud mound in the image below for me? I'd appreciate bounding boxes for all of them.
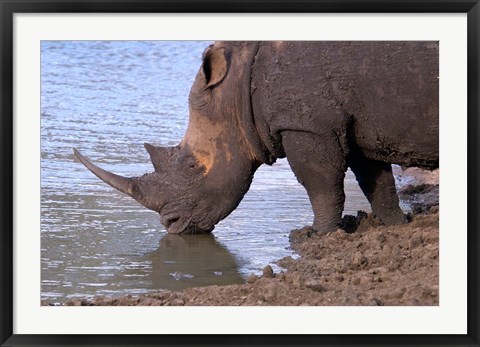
[281,211,438,305]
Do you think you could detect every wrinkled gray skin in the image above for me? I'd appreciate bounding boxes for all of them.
[75,41,438,234]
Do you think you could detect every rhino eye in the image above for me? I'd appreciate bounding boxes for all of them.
[182,156,197,169]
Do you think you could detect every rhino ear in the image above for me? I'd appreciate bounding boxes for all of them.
[202,45,229,88]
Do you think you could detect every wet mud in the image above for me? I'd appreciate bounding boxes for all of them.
[47,168,439,306]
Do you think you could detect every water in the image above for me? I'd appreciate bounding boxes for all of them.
[41,41,374,302]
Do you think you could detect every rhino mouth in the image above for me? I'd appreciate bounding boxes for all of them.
[161,214,214,234]
[161,213,192,234]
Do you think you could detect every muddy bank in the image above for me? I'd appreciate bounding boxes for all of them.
[49,168,439,306]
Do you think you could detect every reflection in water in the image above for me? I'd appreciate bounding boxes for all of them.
[145,234,243,291]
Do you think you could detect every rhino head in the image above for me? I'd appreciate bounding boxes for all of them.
[74,42,270,234]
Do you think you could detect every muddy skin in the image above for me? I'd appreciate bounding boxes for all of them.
[46,171,439,307]
[74,41,438,234]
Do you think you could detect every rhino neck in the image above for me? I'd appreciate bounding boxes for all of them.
[181,114,259,222]
[178,41,280,221]
[204,144,258,221]
[235,41,278,165]
[211,41,276,166]
[250,42,287,161]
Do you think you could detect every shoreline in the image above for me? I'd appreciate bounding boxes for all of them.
[43,168,439,306]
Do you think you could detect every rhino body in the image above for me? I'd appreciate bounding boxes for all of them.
[75,41,438,234]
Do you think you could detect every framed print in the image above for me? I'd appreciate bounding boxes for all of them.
[1,1,479,346]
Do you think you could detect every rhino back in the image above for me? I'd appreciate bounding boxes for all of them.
[251,41,439,168]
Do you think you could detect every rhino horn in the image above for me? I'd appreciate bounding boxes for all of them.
[73,148,137,198]
[144,143,171,172]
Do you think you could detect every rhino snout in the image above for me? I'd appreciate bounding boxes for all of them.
[161,213,214,234]
[161,213,190,234]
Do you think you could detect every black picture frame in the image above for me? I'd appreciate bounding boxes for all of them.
[1,1,479,346]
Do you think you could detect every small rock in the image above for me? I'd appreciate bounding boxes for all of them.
[352,252,368,268]
[262,265,274,278]
[408,232,423,249]
[246,274,258,284]
[370,297,383,306]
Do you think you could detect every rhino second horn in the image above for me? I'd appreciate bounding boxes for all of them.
[73,148,136,198]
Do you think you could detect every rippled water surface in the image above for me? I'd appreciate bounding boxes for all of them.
[41,41,374,301]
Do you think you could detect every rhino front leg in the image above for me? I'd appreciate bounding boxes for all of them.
[282,131,346,233]
[348,155,406,225]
